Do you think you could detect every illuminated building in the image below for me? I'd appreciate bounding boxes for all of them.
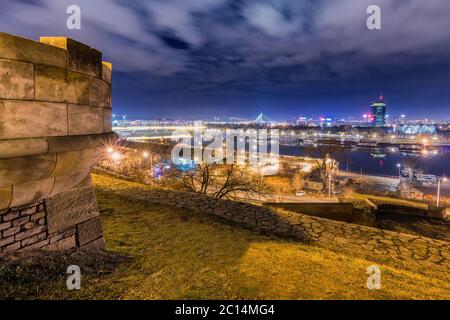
[370,94,387,127]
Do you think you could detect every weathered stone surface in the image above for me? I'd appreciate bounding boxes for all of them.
[44,235,77,251]
[34,65,89,104]
[80,236,105,252]
[0,154,57,187]
[77,217,103,246]
[10,178,54,208]
[0,138,49,159]
[68,104,103,135]
[0,236,15,249]
[102,61,112,83]
[40,37,102,78]
[46,184,100,234]
[0,186,12,210]
[90,78,111,107]
[51,148,98,178]
[102,108,112,132]
[0,32,66,68]
[47,132,116,154]
[0,33,112,253]
[50,169,91,197]
[21,231,47,247]
[0,59,34,99]
[0,100,67,139]
[15,225,47,241]
[0,221,11,231]
[48,228,76,243]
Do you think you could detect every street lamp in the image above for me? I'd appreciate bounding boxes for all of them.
[396,163,401,180]
[111,151,122,162]
[437,177,448,207]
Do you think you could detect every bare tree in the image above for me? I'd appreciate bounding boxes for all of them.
[303,144,340,190]
[179,163,267,200]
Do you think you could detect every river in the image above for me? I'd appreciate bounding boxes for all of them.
[280,145,450,177]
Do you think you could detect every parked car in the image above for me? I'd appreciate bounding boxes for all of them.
[295,191,306,197]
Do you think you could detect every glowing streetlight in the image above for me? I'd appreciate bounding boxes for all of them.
[107,147,114,154]
[142,151,149,159]
[111,151,122,162]
[396,163,401,180]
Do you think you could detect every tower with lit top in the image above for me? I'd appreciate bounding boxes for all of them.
[371,94,387,127]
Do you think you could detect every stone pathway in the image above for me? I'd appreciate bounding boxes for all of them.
[94,175,449,278]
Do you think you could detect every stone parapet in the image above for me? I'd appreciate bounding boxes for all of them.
[0,33,115,253]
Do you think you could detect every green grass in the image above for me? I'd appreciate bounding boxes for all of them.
[351,193,429,209]
[1,174,449,300]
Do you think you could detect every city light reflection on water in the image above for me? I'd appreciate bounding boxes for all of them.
[281,146,450,177]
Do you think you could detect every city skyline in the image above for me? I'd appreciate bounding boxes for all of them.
[1,0,449,120]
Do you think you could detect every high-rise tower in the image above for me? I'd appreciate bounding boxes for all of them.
[370,94,387,127]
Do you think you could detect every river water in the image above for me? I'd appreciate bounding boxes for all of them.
[280,145,450,177]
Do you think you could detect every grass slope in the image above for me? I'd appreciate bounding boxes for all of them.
[1,174,449,299]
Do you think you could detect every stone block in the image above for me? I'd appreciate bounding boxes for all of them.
[0,186,12,210]
[30,211,45,221]
[102,61,112,83]
[44,234,76,251]
[0,154,57,187]
[20,206,37,216]
[89,77,111,107]
[46,185,100,234]
[48,228,75,243]
[23,239,50,250]
[51,148,97,177]
[0,221,11,231]
[0,32,66,68]
[0,138,49,160]
[21,231,47,247]
[3,241,21,252]
[3,226,20,237]
[40,37,102,78]
[68,104,103,135]
[79,237,105,252]
[2,211,19,222]
[0,236,14,248]
[0,100,67,139]
[35,65,90,104]
[15,225,47,241]
[12,216,30,227]
[50,168,91,197]
[0,58,34,99]
[77,217,103,246]
[46,132,117,154]
[10,178,55,208]
[102,108,112,132]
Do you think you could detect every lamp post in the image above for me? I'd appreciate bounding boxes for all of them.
[397,163,401,180]
[437,177,447,207]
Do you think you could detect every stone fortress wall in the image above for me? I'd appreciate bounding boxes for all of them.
[0,33,116,253]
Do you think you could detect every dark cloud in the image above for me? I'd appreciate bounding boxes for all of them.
[0,0,449,119]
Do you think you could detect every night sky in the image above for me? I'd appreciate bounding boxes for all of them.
[1,0,450,120]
